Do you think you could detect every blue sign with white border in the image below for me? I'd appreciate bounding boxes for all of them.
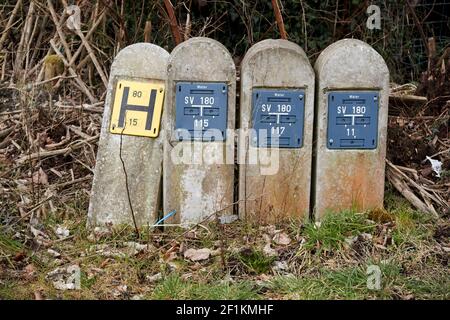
[327,91,379,149]
[251,88,305,148]
[175,82,228,141]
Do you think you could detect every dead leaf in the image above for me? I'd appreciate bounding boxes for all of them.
[46,265,80,290]
[123,241,150,255]
[184,248,212,261]
[273,261,288,272]
[24,264,36,280]
[32,168,48,185]
[112,285,127,297]
[13,251,27,262]
[47,248,61,258]
[55,225,70,239]
[272,232,291,245]
[259,225,279,235]
[185,231,198,239]
[30,226,51,246]
[100,258,111,268]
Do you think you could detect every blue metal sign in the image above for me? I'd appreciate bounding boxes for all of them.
[175,82,228,141]
[327,91,379,149]
[252,88,305,148]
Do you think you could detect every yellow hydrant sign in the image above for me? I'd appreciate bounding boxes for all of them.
[110,78,165,138]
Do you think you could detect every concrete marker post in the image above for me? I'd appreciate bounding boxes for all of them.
[313,39,389,218]
[88,43,169,228]
[238,39,315,224]
[163,37,236,225]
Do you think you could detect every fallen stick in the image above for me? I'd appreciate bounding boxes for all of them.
[17,135,99,164]
[13,1,35,79]
[68,125,93,140]
[386,169,437,217]
[4,195,54,228]
[389,94,428,106]
[163,0,182,45]
[386,159,443,207]
[0,127,14,139]
[54,101,104,113]
[32,75,77,86]
[47,0,73,61]
[52,175,92,189]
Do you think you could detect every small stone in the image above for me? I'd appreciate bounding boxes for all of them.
[184,248,212,261]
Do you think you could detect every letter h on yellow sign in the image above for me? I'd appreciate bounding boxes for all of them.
[110,79,165,138]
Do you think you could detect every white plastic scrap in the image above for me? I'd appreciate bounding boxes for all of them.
[425,156,443,178]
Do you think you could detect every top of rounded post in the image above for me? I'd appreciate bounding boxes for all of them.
[242,39,309,66]
[168,37,235,79]
[110,43,170,79]
[314,38,389,83]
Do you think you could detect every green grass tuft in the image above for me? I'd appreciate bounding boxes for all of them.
[151,274,260,300]
[269,262,403,299]
[237,249,276,274]
[303,211,375,253]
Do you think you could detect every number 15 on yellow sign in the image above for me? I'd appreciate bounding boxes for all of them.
[109,79,165,138]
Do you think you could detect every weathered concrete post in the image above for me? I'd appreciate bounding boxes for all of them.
[313,39,389,218]
[163,37,236,225]
[238,39,315,224]
[88,43,169,227]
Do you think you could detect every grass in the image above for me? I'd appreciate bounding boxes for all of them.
[150,274,260,300]
[0,230,25,269]
[237,249,276,275]
[268,262,406,300]
[385,189,435,246]
[403,271,450,299]
[302,210,375,253]
[0,189,448,300]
